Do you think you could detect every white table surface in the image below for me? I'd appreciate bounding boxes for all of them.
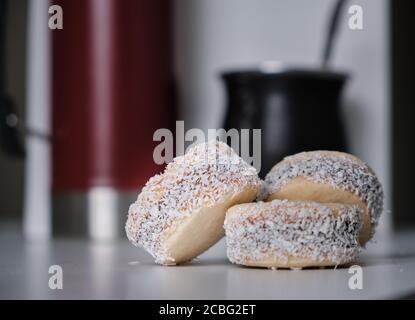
[1,222,415,300]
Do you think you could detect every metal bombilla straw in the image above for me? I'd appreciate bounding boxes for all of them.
[322,0,348,69]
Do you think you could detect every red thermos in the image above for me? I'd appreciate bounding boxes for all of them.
[52,0,174,239]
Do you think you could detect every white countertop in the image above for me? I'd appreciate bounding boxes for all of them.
[1,223,415,299]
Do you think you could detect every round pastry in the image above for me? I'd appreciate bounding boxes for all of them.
[126,141,262,265]
[224,199,363,269]
[261,151,383,245]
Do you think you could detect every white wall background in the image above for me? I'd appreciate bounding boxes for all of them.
[174,0,391,235]
[23,0,51,239]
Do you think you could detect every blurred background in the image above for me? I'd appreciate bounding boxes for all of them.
[0,0,413,241]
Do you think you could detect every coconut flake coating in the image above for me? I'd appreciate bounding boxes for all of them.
[261,151,384,232]
[125,141,262,264]
[224,199,363,266]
